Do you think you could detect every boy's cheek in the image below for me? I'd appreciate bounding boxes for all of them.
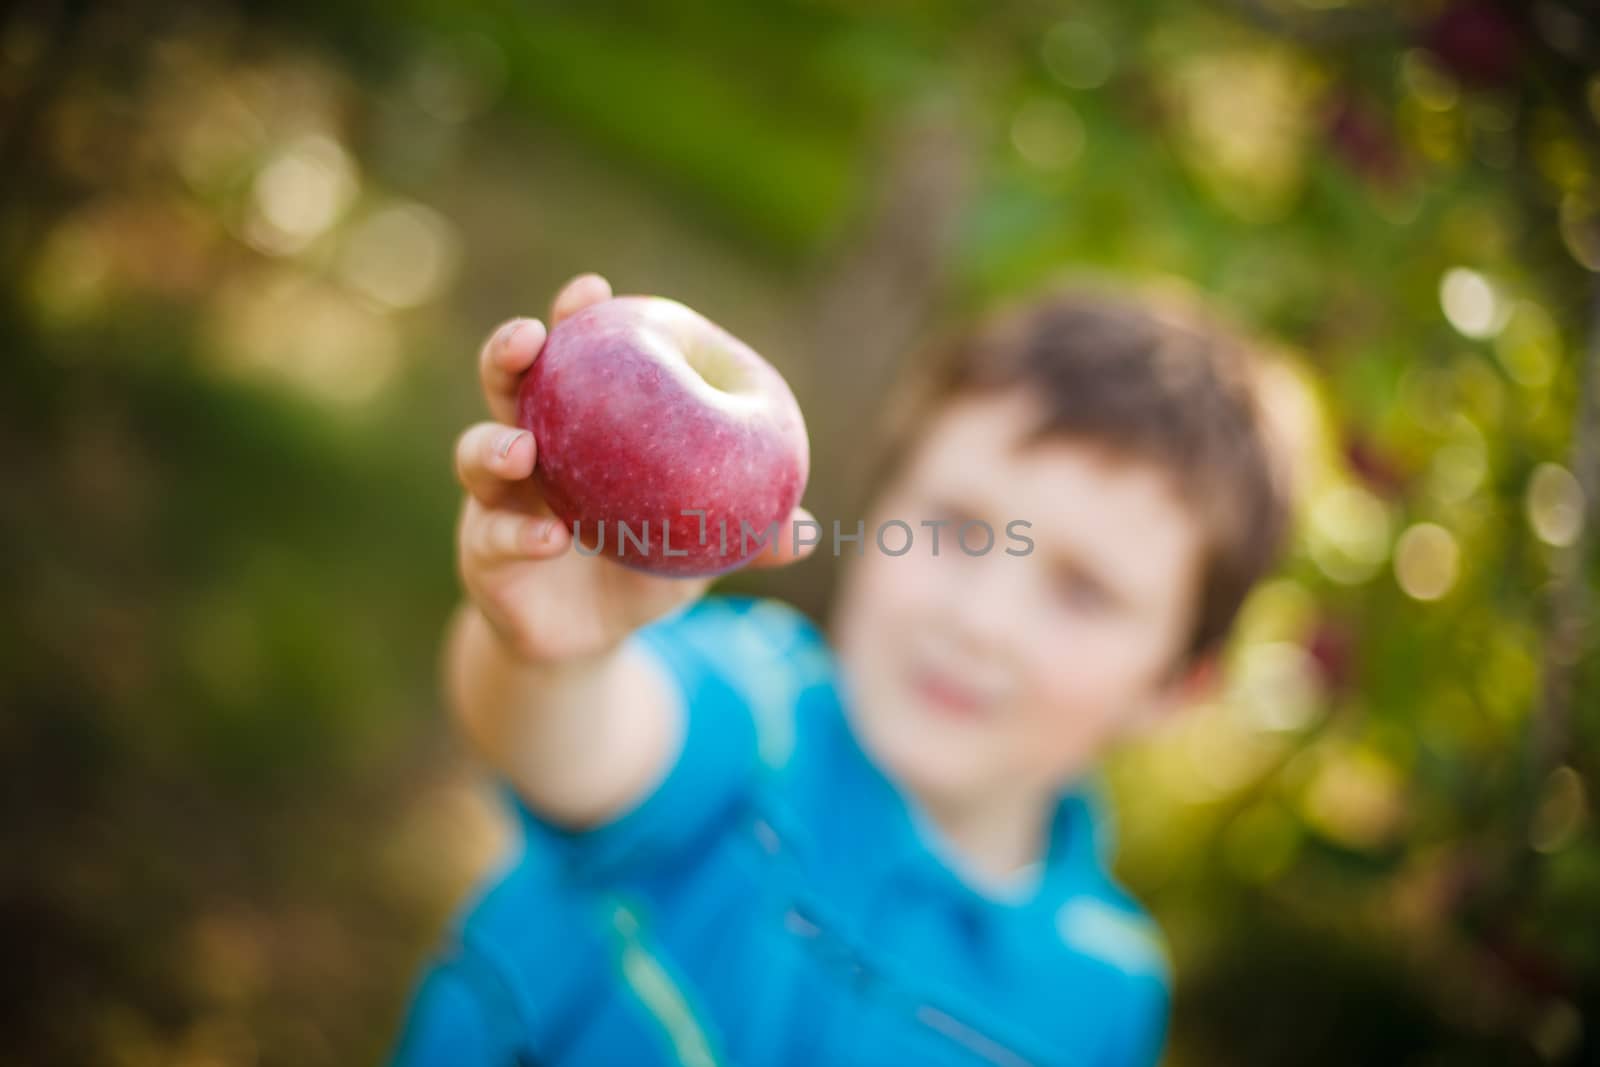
[855,544,948,623]
[1013,662,1138,765]
[1013,699,1124,784]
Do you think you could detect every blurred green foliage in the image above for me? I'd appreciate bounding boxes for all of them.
[2,0,1598,1064]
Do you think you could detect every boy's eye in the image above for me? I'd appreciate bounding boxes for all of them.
[923,501,980,528]
[1053,569,1111,610]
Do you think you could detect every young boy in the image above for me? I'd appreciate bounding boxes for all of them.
[391,272,1294,1066]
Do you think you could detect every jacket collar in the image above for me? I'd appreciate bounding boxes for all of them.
[764,676,1110,938]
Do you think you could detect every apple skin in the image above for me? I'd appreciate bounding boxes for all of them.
[516,295,809,578]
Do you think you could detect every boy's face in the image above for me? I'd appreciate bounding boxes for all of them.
[833,390,1214,808]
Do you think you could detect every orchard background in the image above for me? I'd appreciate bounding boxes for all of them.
[2,1,1598,1064]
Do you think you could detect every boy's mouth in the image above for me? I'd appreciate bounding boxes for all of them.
[909,665,993,720]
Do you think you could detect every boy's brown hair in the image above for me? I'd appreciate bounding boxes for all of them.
[865,281,1297,675]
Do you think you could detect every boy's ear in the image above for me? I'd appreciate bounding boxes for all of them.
[1172,653,1224,705]
[1129,652,1224,735]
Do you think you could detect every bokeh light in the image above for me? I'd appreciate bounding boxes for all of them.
[1393,521,1461,601]
[338,202,462,310]
[1493,298,1561,389]
[246,133,358,255]
[1229,640,1327,733]
[1439,266,1508,339]
[409,32,508,124]
[1529,766,1588,854]
[1041,20,1115,91]
[1525,461,1586,547]
[1010,96,1086,171]
[1427,416,1489,504]
[1309,483,1393,584]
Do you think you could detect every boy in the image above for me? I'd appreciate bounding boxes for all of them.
[391,272,1294,1066]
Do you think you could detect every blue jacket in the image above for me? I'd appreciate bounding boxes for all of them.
[389,595,1170,1066]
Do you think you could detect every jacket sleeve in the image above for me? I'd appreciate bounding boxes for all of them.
[498,595,821,885]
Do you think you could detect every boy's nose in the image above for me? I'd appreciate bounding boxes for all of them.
[937,553,1022,659]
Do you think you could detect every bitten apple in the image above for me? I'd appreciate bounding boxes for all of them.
[516,295,809,577]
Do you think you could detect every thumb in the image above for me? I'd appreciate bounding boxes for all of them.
[745,507,820,569]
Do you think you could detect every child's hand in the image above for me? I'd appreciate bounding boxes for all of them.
[454,273,813,665]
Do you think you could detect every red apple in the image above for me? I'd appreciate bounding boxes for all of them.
[516,295,809,577]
